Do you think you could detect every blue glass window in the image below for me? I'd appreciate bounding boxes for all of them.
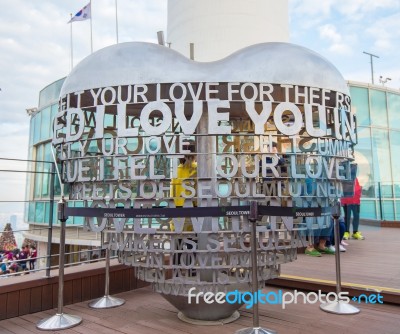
[389,131,400,195]
[360,199,376,220]
[350,86,370,126]
[370,90,388,128]
[388,93,400,130]
[33,113,41,144]
[371,129,392,189]
[40,107,51,141]
[382,200,394,220]
[355,127,374,198]
[35,202,44,223]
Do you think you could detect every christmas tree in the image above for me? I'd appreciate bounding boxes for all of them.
[0,223,17,251]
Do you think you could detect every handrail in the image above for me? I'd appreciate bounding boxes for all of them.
[0,247,116,278]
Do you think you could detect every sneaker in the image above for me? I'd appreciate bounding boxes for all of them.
[327,245,336,253]
[343,232,350,240]
[341,240,349,246]
[317,247,335,255]
[339,245,346,252]
[352,232,365,240]
[305,249,322,257]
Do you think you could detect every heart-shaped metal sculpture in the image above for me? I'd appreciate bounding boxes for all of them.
[54,41,356,322]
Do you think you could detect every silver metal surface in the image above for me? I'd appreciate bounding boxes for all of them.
[249,203,260,328]
[162,292,243,321]
[45,163,55,278]
[235,327,277,334]
[105,247,110,296]
[60,42,349,97]
[57,201,66,315]
[36,313,82,331]
[320,301,360,315]
[235,202,277,334]
[177,311,240,325]
[320,217,360,315]
[37,198,82,331]
[334,216,342,295]
[88,295,125,309]
[88,247,125,309]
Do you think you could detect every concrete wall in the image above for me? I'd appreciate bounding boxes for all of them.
[167,0,289,61]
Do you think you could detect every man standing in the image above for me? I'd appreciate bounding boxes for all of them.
[29,245,37,270]
[18,245,29,271]
[341,177,364,240]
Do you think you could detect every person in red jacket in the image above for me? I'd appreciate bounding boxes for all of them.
[341,177,364,240]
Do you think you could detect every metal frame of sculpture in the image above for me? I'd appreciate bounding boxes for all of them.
[52,42,357,321]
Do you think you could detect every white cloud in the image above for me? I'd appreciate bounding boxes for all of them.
[291,0,399,22]
[319,24,341,43]
[318,24,352,55]
[366,12,400,51]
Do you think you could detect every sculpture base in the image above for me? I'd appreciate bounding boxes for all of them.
[177,310,240,325]
[235,328,277,334]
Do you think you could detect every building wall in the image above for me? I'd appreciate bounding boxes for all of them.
[167,0,289,61]
[24,78,101,255]
[349,81,400,221]
[25,77,88,228]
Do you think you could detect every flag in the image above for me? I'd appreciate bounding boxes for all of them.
[68,2,91,23]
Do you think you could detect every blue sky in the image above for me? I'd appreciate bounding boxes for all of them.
[290,0,400,85]
[0,0,399,209]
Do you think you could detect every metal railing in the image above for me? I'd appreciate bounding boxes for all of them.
[0,246,116,278]
[360,181,400,221]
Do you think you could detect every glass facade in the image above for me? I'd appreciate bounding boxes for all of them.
[24,77,83,226]
[350,82,400,221]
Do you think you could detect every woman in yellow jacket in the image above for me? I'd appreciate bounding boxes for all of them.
[170,143,197,232]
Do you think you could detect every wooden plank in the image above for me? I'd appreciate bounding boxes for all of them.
[130,268,137,290]
[52,281,58,308]
[90,275,99,299]
[41,282,53,311]
[113,270,124,294]
[81,276,91,302]
[0,294,7,320]
[98,272,105,296]
[122,268,130,291]
[7,316,45,334]
[30,287,42,313]
[6,291,19,319]
[18,289,31,316]
[63,279,73,306]
[0,324,14,334]
[72,278,82,304]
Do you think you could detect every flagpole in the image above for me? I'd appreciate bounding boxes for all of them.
[115,0,119,44]
[90,0,93,53]
[70,13,73,70]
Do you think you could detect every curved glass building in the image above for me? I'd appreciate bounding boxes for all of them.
[25,78,101,268]
[349,81,400,221]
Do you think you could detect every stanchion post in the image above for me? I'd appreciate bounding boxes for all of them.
[45,163,55,278]
[88,232,125,309]
[235,201,277,334]
[320,201,360,315]
[37,197,83,330]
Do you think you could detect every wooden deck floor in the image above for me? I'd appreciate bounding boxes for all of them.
[280,224,400,292]
[0,285,399,334]
[0,224,399,333]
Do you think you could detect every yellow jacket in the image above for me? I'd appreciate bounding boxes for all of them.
[170,160,197,231]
